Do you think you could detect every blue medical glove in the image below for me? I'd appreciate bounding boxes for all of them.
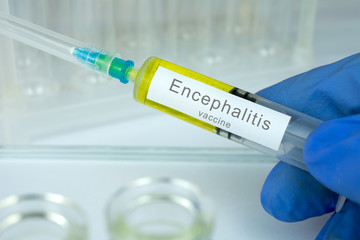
[257,53,360,239]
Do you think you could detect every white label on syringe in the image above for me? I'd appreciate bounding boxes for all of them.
[147,66,291,150]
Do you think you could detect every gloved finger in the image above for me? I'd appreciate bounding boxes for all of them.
[257,53,360,120]
[304,114,360,204]
[261,161,338,222]
[315,200,360,240]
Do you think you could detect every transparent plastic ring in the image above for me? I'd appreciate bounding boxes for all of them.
[106,177,215,240]
[0,193,88,240]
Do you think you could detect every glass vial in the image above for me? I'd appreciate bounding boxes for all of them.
[106,177,215,240]
[0,193,88,240]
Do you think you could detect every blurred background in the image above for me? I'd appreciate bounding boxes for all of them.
[0,0,359,146]
[0,0,359,239]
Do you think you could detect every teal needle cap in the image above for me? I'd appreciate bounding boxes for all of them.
[72,47,134,84]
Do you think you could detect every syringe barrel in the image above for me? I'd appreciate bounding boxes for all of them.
[133,57,322,171]
[218,90,322,170]
[0,12,85,66]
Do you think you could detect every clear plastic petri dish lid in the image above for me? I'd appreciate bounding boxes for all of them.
[0,193,88,240]
[106,177,215,240]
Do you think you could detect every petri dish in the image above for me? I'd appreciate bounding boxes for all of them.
[106,177,215,240]
[0,193,87,240]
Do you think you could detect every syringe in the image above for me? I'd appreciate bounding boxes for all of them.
[0,12,346,210]
[0,11,321,170]
[70,46,318,171]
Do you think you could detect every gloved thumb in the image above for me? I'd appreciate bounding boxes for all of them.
[304,114,360,205]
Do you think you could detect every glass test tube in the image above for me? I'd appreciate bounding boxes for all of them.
[113,0,159,63]
[293,0,317,65]
[71,0,116,85]
[174,0,202,67]
[106,177,214,240]
[45,0,75,86]
[0,0,17,100]
[163,0,178,62]
[191,0,237,73]
[249,0,295,65]
[9,0,57,97]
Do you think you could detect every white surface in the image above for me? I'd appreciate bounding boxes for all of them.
[0,159,329,240]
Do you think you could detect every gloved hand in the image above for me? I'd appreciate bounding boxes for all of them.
[257,53,360,239]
